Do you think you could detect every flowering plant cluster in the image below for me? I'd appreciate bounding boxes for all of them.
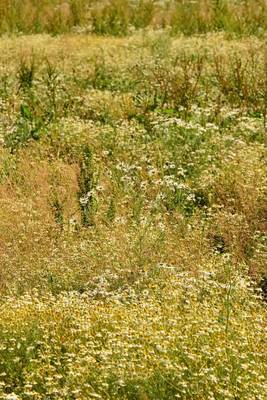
[0,31,266,399]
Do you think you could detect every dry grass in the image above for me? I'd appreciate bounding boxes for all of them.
[0,0,266,35]
[0,30,266,399]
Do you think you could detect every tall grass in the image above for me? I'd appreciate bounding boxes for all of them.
[0,0,266,35]
[0,16,266,400]
[0,0,88,34]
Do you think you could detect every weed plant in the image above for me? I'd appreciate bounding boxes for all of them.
[0,22,266,400]
[0,0,266,36]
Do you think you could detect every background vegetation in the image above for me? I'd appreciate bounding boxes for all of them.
[0,1,266,399]
[0,0,266,36]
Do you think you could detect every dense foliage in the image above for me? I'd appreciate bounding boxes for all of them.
[0,6,266,400]
[0,0,266,36]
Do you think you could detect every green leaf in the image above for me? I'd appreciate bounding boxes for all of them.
[20,104,32,120]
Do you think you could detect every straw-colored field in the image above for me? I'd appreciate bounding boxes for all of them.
[0,2,266,399]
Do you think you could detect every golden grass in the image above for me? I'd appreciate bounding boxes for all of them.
[0,31,266,398]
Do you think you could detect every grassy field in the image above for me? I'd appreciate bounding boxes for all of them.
[0,1,267,399]
[0,0,266,35]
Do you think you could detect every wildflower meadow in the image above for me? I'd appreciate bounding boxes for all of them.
[0,1,266,399]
